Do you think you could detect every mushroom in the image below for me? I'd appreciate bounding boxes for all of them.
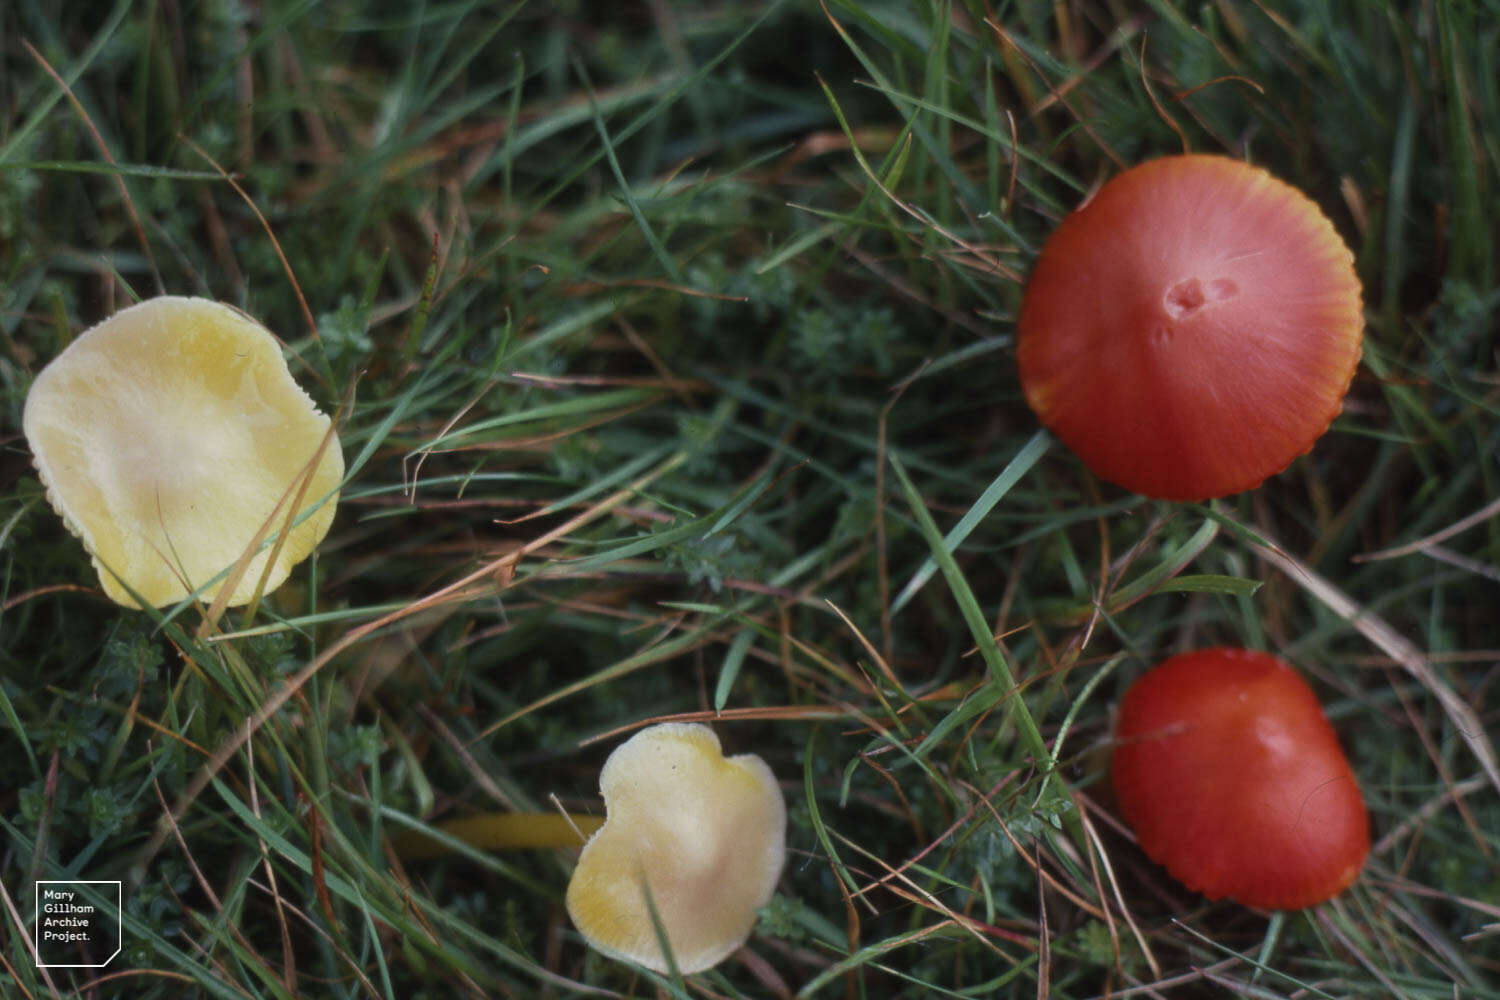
[565,722,786,975]
[1017,154,1363,500]
[1110,647,1369,910]
[22,295,343,608]
[392,811,603,861]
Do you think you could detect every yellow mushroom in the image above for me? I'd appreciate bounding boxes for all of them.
[565,722,786,975]
[22,295,343,608]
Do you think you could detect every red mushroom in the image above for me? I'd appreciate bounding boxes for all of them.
[1017,154,1363,500]
[1110,647,1369,910]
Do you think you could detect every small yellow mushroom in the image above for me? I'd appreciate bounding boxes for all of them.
[565,722,786,975]
[22,295,343,608]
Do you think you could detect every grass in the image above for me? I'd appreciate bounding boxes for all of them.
[2,0,1498,996]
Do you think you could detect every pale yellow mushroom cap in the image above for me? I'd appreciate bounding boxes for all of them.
[22,295,343,608]
[565,722,786,975]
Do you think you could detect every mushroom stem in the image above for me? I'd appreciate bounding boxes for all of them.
[394,812,603,861]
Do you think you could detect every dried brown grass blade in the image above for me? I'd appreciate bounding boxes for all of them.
[1252,540,1500,797]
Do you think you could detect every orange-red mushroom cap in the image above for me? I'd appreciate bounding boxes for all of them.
[1110,648,1369,910]
[1017,154,1363,500]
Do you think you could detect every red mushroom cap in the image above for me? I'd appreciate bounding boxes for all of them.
[1017,154,1363,500]
[1110,647,1369,910]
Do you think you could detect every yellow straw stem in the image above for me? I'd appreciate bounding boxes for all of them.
[394,812,604,861]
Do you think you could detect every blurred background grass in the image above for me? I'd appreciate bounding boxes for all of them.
[1,1,1497,997]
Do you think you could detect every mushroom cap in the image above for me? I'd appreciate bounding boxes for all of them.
[1017,154,1363,500]
[565,722,786,974]
[22,296,343,608]
[1110,648,1369,910]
